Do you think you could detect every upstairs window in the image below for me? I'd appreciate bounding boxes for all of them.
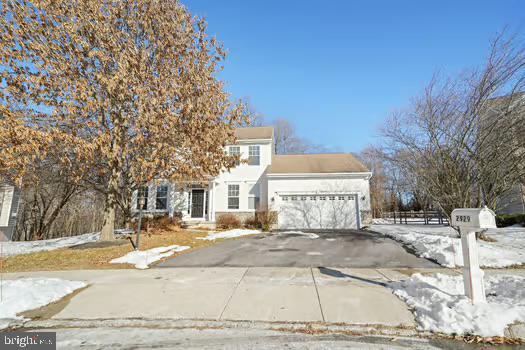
[156,186,168,210]
[229,146,240,166]
[248,145,260,165]
[228,184,240,209]
[137,186,148,210]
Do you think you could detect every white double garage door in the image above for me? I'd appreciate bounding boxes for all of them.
[277,193,360,230]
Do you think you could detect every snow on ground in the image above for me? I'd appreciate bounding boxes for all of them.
[110,245,190,269]
[0,278,86,329]
[197,229,261,241]
[0,233,100,257]
[370,224,525,268]
[390,273,525,337]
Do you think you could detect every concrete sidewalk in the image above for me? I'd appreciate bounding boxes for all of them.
[4,267,452,327]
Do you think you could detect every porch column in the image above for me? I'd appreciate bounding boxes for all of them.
[209,181,215,222]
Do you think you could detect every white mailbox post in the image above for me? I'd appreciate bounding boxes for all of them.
[451,206,496,304]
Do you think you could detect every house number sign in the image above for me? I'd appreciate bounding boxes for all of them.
[455,215,471,223]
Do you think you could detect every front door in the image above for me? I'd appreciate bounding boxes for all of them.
[191,189,205,218]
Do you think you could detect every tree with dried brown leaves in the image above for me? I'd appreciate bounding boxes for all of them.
[0,0,248,240]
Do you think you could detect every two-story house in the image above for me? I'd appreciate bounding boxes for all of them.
[133,126,372,229]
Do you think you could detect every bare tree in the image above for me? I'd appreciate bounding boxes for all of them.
[380,33,525,216]
[273,118,314,154]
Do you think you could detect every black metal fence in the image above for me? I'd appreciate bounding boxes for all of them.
[381,210,449,225]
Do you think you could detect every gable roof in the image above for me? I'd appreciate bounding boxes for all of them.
[235,126,274,140]
[267,153,369,174]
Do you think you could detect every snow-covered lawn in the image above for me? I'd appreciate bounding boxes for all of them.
[197,228,261,241]
[0,278,86,329]
[0,233,100,257]
[370,224,525,268]
[110,245,190,269]
[390,273,525,337]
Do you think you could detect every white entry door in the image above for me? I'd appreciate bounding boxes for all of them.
[278,194,359,230]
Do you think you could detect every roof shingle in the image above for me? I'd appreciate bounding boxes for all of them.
[235,126,274,140]
[267,154,369,174]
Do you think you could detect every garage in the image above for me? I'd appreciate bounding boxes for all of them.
[278,193,359,229]
[266,154,372,231]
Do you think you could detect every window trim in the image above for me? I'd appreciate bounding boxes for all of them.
[229,146,241,166]
[156,185,168,210]
[228,184,240,210]
[248,145,260,166]
[137,186,149,210]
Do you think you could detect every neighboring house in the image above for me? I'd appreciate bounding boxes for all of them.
[0,183,21,241]
[497,184,525,215]
[484,93,525,215]
[132,126,372,230]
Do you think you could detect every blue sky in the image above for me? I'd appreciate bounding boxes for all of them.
[184,0,525,153]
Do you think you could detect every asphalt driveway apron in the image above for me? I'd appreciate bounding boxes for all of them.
[157,230,439,268]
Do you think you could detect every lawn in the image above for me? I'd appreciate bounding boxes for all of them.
[1,229,217,272]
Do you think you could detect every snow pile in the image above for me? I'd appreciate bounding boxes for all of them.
[0,278,86,329]
[370,224,525,268]
[390,273,525,337]
[197,229,261,241]
[0,233,100,257]
[110,245,190,269]
[279,231,319,239]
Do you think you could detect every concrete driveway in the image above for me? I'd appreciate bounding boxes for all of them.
[157,230,439,268]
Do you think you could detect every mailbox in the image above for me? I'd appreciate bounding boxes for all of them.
[451,206,496,304]
[451,207,496,229]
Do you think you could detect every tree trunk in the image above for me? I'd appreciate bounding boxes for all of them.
[100,168,121,241]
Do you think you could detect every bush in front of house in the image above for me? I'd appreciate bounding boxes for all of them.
[216,214,241,229]
[496,214,525,227]
[132,214,181,233]
[256,210,278,232]
[243,216,260,229]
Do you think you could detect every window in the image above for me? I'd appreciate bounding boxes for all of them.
[310,196,316,201]
[282,196,288,201]
[248,183,260,210]
[319,196,326,201]
[329,196,336,200]
[347,195,353,200]
[229,146,240,166]
[300,196,307,201]
[228,184,240,209]
[338,196,345,200]
[137,186,148,210]
[248,145,260,165]
[156,186,168,210]
[291,196,297,201]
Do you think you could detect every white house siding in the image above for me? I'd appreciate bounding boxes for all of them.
[267,175,371,230]
[131,182,189,218]
[0,184,21,241]
[213,139,272,217]
[497,184,525,215]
